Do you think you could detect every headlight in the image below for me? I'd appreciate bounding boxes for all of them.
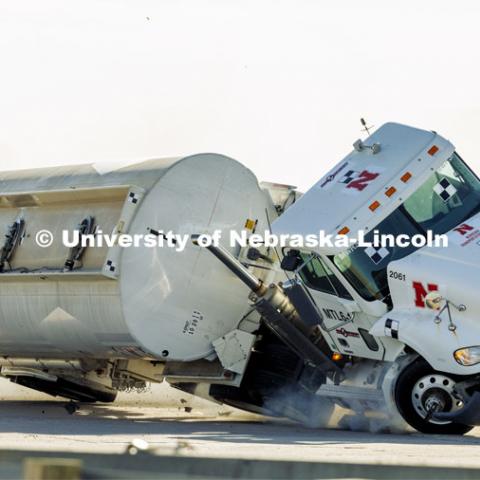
[454,346,480,366]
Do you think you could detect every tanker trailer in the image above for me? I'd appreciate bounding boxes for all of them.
[0,154,290,402]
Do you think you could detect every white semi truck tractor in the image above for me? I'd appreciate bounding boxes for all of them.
[194,123,480,435]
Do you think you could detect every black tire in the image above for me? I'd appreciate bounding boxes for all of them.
[394,359,473,435]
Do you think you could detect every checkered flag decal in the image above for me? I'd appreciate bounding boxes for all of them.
[433,178,457,202]
[364,245,389,264]
[339,170,358,184]
[128,192,140,204]
[384,318,399,339]
[106,259,116,272]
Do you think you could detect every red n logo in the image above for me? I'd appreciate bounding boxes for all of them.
[347,170,379,191]
[412,281,438,308]
[454,223,474,236]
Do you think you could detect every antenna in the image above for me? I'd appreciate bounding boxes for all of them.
[353,118,381,154]
[360,118,373,136]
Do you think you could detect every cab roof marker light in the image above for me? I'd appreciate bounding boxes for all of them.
[401,172,412,183]
[244,218,257,231]
[385,186,396,197]
[338,226,350,235]
[428,145,439,156]
[369,200,381,212]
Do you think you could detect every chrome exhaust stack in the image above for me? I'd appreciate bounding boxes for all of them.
[192,237,343,385]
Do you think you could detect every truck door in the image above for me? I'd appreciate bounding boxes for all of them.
[297,254,385,360]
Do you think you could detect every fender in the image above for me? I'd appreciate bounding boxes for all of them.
[370,308,480,375]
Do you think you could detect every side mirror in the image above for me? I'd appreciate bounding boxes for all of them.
[280,249,302,272]
[425,291,444,310]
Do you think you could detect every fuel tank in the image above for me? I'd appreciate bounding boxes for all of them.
[0,154,277,361]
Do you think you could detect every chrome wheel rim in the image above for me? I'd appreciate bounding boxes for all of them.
[411,374,464,425]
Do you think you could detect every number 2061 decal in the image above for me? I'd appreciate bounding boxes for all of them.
[389,271,406,281]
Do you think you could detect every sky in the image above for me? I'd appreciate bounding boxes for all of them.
[0,0,480,191]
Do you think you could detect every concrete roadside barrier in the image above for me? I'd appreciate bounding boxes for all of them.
[0,450,478,480]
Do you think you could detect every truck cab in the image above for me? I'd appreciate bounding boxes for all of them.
[221,122,480,434]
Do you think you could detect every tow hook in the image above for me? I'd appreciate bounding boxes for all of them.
[433,391,480,425]
[425,397,444,422]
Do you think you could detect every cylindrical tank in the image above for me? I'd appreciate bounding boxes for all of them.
[0,154,277,361]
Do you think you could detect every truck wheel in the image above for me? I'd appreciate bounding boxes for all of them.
[394,359,473,435]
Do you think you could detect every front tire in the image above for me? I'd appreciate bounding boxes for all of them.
[394,359,473,435]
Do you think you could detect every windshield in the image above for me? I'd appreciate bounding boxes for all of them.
[403,153,480,233]
[332,153,480,302]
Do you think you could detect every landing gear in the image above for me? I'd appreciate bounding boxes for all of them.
[394,359,473,435]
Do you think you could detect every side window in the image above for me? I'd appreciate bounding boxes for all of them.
[299,254,353,300]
